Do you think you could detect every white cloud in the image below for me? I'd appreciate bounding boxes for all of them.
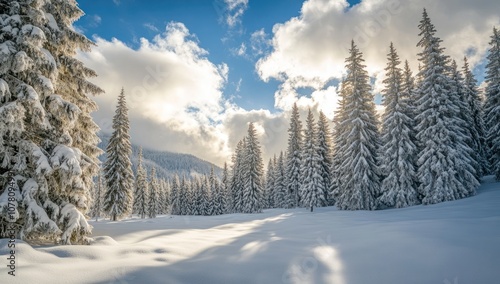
[79,22,290,165]
[223,0,249,28]
[250,29,271,56]
[143,23,159,32]
[113,0,120,6]
[257,0,500,113]
[233,42,247,57]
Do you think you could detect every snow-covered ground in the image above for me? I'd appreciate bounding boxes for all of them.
[2,176,500,284]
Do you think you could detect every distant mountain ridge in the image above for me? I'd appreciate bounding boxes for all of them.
[98,133,222,180]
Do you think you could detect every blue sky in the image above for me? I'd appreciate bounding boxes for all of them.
[76,0,498,165]
[77,0,328,111]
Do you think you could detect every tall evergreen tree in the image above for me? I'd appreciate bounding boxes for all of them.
[415,9,478,204]
[378,43,419,208]
[285,103,303,208]
[484,27,500,180]
[274,152,287,208]
[463,57,489,177]
[0,0,103,244]
[265,158,276,209]
[242,123,264,213]
[221,162,230,213]
[333,41,380,210]
[147,168,158,219]
[170,175,180,215]
[133,147,148,219]
[230,139,245,212]
[103,89,134,221]
[179,175,190,215]
[90,171,105,221]
[300,109,326,212]
[317,111,333,206]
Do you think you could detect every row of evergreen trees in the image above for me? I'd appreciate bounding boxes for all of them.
[97,10,500,219]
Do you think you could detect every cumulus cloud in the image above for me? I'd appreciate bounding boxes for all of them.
[257,0,500,113]
[79,22,289,165]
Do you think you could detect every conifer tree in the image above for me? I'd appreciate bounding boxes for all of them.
[300,109,326,212]
[103,89,134,221]
[271,152,285,208]
[333,41,380,210]
[378,43,419,208]
[221,162,230,213]
[285,103,303,208]
[484,27,500,179]
[242,123,264,213]
[231,139,245,212]
[317,111,333,205]
[179,175,189,215]
[463,57,489,177]
[90,171,105,221]
[0,0,103,244]
[133,147,148,219]
[415,9,478,204]
[170,175,180,215]
[265,158,276,208]
[147,168,158,219]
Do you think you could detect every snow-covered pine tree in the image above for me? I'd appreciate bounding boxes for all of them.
[147,167,158,219]
[90,171,105,221]
[169,175,180,215]
[330,79,347,205]
[211,177,225,215]
[317,111,333,206]
[202,175,211,215]
[484,27,500,180]
[230,139,245,212]
[401,60,418,141]
[207,167,217,215]
[221,162,230,213]
[449,60,480,197]
[264,158,275,208]
[241,123,264,213]
[179,175,189,215]
[0,0,104,244]
[333,41,380,210]
[159,179,170,214]
[300,109,326,212]
[191,177,203,215]
[415,9,478,204]
[170,174,181,215]
[274,151,287,208]
[285,103,303,208]
[103,89,134,221]
[132,147,148,219]
[463,57,489,177]
[377,43,419,208]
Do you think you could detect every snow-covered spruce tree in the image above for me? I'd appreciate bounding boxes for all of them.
[401,60,418,141]
[484,27,500,179]
[415,9,478,204]
[377,43,419,208]
[285,103,303,208]
[317,111,333,206]
[191,177,203,215]
[300,109,326,212]
[333,41,380,210]
[158,179,170,214]
[221,162,230,213]
[449,60,480,197]
[463,57,489,177]
[90,171,105,221]
[0,0,104,244]
[241,123,264,213]
[207,167,217,215]
[264,158,275,209]
[132,147,148,219]
[211,178,225,215]
[147,167,158,219]
[179,175,190,215]
[103,89,134,221]
[230,139,245,212]
[169,175,180,215]
[330,79,348,205]
[201,175,211,215]
[273,152,287,208]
